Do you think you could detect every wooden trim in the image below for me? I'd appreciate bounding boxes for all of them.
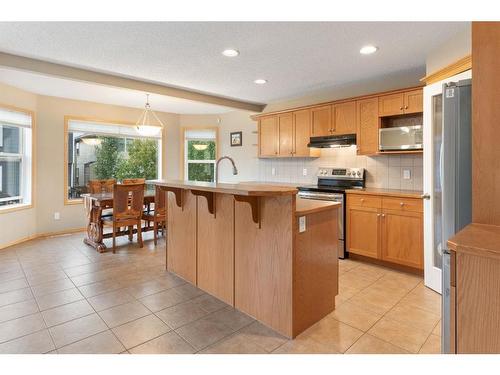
[0,102,36,216]
[250,85,424,120]
[63,115,165,205]
[0,227,86,250]
[0,52,265,113]
[420,55,472,85]
[179,126,220,181]
[191,190,216,216]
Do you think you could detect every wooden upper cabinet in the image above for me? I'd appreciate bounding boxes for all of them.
[381,210,423,269]
[259,116,278,157]
[278,113,294,157]
[293,109,314,157]
[332,101,357,135]
[311,105,332,137]
[403,89,423,114]
[379,93,404,116]
[356,98,379,155]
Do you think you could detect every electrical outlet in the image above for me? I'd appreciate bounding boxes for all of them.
[302,168,308,176]
[299,216,306,233]
[403,169,411,180]
[54,212,60,220]
[271,167,276,176]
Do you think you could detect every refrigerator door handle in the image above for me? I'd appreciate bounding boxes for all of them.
[439,141,444,195]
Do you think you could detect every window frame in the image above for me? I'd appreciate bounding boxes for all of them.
[180,127,219,182]
[0,103,35,214]
[64,116,164,205]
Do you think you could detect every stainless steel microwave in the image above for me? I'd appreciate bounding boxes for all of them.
[379,125,423,151]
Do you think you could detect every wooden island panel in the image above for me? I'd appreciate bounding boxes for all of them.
[234,195,295,337]
[197,193,235,305]
[166,190,197,284]
[293,207,338,336]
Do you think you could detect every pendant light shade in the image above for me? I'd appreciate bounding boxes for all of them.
[80,134,102,146]
[136,94,163,137]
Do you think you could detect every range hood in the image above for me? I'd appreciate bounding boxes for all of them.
[307,134,356,148]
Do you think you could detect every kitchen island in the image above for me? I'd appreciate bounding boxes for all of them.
[151,180,340,338]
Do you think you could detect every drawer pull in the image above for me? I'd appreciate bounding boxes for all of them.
[360,198,365,202]
[400,202,405,206]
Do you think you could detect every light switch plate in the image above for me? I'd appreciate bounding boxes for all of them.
[302,168,308,176]
[299,216,306,233]
[271,167,276,176]
[403,169,411,180]
[54,212,60,220]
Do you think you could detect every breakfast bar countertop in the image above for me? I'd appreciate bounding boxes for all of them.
[148,179,298,196]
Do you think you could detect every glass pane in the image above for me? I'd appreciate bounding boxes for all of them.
[187,140,216,161]
[0,159,21,206]
[67,132,159,200]
[432,93,443,270]
[0,125,20,154]
[188,163,214,182]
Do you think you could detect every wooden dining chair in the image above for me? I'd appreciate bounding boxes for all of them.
[87,179,116,194]
[102,182,145,253]
[87,179,116,218]
[142,185,167,245]
[122,178,146,184]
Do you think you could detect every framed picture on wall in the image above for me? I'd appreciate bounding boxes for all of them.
[230,131,242,147]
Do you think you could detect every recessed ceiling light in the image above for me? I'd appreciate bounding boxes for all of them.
[222,49,239,57]
[254,79,267,85]
[360,45,378,55]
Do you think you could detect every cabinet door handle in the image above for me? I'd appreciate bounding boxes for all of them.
[405,105,408,109]
[381,214,385,218]
[399,106,403,110]
[377,213,381,217]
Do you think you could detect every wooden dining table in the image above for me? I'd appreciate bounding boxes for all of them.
[82,190,155,252]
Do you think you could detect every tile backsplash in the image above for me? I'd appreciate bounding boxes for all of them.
[257,145,423,191]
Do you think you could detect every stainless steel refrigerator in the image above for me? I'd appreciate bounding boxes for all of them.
[441,79,472,353]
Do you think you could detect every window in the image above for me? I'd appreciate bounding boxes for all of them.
[0,107,33,210]
[65,118,162,202]
[183,128,217,182]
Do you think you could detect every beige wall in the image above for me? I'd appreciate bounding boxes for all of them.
[0,82,180,248]
[0,84,38,247]
[426,23,471,75]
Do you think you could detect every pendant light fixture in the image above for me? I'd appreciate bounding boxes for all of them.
[193,144,208,151]
[135,94,163,137]
[80,134,102,146]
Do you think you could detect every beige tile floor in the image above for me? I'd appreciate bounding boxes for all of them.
[0,231,442,354]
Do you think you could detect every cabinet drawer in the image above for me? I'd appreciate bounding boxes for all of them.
[347,194,382,209]
[382,197,423,213]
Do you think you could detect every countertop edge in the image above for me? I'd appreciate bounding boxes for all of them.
[345,188,424,199]
[447,223,500,261]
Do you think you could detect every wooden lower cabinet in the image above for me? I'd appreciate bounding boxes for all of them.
[380,210,423,269]
[346,206,380,259]
[347,193,423,269]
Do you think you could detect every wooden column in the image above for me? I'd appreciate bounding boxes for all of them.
[472,22,500,225]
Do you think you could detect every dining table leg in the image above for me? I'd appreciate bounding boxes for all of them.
[83,196,107,253]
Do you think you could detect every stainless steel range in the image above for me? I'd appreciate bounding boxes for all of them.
[297,167,365,259]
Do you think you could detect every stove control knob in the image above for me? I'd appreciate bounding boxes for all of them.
[356,171,361,177]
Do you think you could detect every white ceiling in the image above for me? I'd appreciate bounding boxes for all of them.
[0,22,468,111]
[0,67,233,114]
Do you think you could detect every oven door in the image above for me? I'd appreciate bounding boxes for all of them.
[297,191,345,258]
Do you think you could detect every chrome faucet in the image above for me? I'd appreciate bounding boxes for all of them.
[215,156,238,183]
